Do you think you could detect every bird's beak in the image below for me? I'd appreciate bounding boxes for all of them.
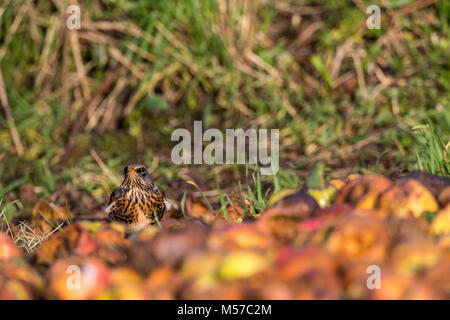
[127,168,136,175]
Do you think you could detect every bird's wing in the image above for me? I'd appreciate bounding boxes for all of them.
[151,183,165,197]
[105,187,123,214]
[108,187,122,205]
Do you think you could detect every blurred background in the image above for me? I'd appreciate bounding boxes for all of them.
[0,0,449,217]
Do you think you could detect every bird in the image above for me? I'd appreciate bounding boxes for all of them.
[105,164,171,231]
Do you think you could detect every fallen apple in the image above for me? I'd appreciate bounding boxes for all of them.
[379,179,439,219]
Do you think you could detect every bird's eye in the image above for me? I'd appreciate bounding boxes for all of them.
[137,167,146,175]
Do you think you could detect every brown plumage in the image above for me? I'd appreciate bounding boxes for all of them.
[105,164,171,231]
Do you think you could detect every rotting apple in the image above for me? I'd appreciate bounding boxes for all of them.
[275,247,341,299]
[218,250,269,281]
[48,256,110,300]
[151,221,209,266]
[431,203,450,236]
[438,186,450,207]
[96,268,148,300]
[325,215,389,263]
[390,238,440,276]
[379,179,439,219]
[258,192,319,242]
[208,223,273,251]
[0,233,21,261]
[0,261,45,299]
[334,175,392,210]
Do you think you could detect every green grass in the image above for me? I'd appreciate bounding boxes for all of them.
[414,124,450,177]
[0,199,15,234]
[0,0,449,213]
[185,165,296,220]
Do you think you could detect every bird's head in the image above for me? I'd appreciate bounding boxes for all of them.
[123,164,153,186]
